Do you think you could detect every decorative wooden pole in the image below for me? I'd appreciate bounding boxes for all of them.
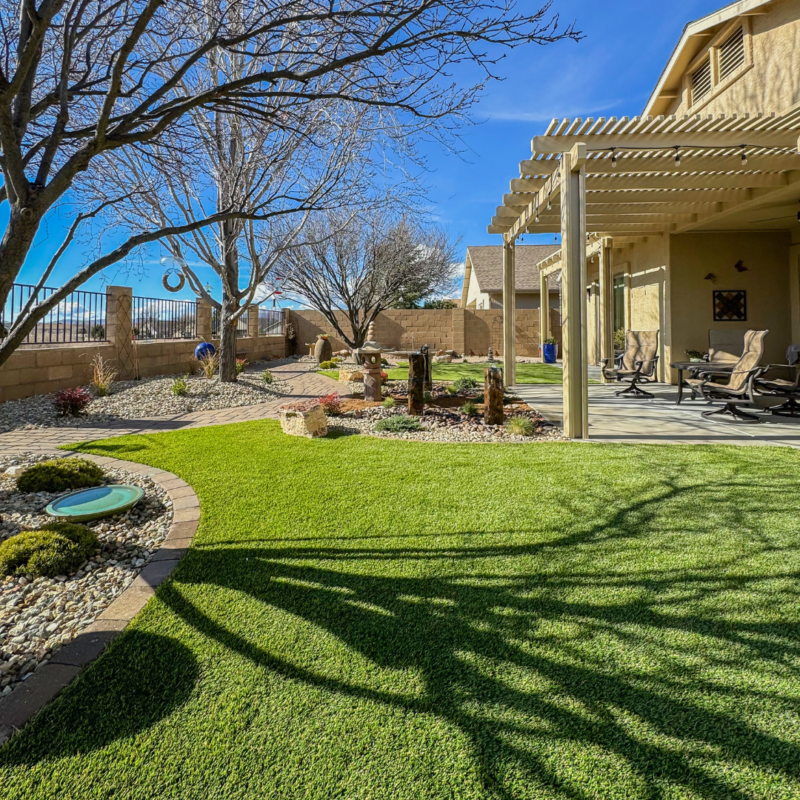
[484,365,504,425]
[408,352,425,415]
[420,344,432,391]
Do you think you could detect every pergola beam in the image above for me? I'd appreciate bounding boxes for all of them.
[586,188,748,204]
[586,172,789,190]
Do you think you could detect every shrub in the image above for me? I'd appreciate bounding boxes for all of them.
[614,328,626,350]
[172,376,189,397]
[424,391,433,403]
[445,386,458,395]
[89,324,105,340]
[262,369,273,384]
[198,352,219,379]
[382,397,395,408]
[460,400,478,416]
[90,354,116,397]
[53,387,92,417]
[375,415,422,433]
[235,358,248,375]
[17,457,104,494]
[331,357,344,363]
[318,392,342,415]
[453,377,479,392]
[544,336,558,346]
[0,523,98,578]
[319,360,337,370]
[505,416,536,437]
[380,371,388,383]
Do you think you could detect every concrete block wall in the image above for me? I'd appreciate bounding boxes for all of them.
[0,288,288,403]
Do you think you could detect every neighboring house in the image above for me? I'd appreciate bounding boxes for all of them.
[489,0,800,394]
[461,245,561,310]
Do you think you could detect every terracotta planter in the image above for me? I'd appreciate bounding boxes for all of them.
[315,337,333,363]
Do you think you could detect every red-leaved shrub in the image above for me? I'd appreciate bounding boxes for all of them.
[380,371,388,384]
[318,392,342,416]
[53,387,92,417]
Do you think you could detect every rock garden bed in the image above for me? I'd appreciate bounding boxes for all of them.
[0,454,173,696]
[0,359,291,432]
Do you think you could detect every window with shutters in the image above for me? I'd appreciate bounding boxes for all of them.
[719,26,745,80]
[691,59,713,105]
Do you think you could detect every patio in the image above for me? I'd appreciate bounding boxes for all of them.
[515,380,800,446]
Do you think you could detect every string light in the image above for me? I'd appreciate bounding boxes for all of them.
[741,145,748,166]
[611,148,617,169]
[674,147,681,167]
[547,196,552,210]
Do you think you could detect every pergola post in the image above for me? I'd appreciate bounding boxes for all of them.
[598,237,614,383]
[502,238,516,386]
[560,144,589,439]
[539,270,550,352]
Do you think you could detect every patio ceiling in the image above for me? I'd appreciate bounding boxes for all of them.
[489,109,800,241]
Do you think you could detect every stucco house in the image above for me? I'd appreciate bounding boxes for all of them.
[461,245,561,310]
[488,0,800,438]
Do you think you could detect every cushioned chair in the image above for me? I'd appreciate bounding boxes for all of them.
[685,329,743,399]
[687,329,768,423]
[754,362,800,417]
[601,330,660,397]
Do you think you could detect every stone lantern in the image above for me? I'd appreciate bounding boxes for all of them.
[360,322,383,401]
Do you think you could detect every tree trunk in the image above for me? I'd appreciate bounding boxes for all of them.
[408,352,425,415]
[0,206,42,309]
[218,299,238,382]
[484,366,505,425]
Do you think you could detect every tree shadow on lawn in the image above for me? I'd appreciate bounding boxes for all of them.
[0,630,198,764]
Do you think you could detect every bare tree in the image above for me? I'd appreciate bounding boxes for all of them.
[0,0,579,369]
[278,211,460,349]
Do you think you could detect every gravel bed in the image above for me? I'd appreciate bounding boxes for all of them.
[0,359,292,432]
[0,454,174,696]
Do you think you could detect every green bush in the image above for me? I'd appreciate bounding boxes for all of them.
[424,391,433,403]
[460,400,478,416]
[504,416,536,437]
[17,458,104,494]
[382,397,396,408]
[171,376,189,396]
[375,415,422,433]
[319,360,336,369]
[0,523,98,578]
[453,377,480,392]
[262,369,273,384]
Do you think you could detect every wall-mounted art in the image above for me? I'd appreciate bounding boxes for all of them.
[713,290,747,322]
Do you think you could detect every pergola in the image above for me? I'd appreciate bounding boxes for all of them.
[489,109,800,438]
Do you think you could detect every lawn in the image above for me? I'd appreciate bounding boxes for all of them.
[320,362,566,384]
[2,427,799,799]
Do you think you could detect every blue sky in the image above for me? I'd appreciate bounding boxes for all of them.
[12,0,728,306]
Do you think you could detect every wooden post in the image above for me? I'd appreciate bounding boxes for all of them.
[484,366,504,425]
[502,239,516,386]
[408,352,425,415]
[561,143,589,440]
[539,270,550,352]
[420,344,432,391]
[598,237,614,383]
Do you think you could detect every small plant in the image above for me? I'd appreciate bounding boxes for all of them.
[544,336,558,346]
[505,416,536,437]
[89,324,105,340]
[52,387,92,417]
[453,377,479,392]
[331,357,344,363]
[382,397,395,408]
[424,390,434,403]
[17,457,104,494]
[0,522,98,578]
[89,353,117,397]
[380,371,388,383]
[235,358,248,375]
[319,360,337,370]
[375,415,422,433]
[460,400,479,416]
[198,352,219,379]
[445,386,458,395]
[172,376,189,396]
[614,328,626,350]
[685,349,705,360]
[318,392,342,415]
[262,369,273,384]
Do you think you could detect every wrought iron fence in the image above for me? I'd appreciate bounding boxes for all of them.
[258,307,284,336]
[0,284,107,345]
[211,308,249,337]
[132,296,197,340]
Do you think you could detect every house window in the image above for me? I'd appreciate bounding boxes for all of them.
[691,59,712,105]
[719,26,745,80]
[613,275,625,333]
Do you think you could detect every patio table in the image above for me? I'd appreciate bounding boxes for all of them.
[670,360,733,404]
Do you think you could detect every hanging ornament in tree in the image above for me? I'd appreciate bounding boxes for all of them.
[162,269,185,293]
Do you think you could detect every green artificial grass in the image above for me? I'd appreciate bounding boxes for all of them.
[318,363,566,385]
[2,427,800,799]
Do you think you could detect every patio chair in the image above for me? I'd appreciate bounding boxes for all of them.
[601,330,660,397]
[687,329,768,423]
[754,360,800,417]
[685,328,744,399]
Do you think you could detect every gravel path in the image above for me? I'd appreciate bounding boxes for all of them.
[0,454,173,696]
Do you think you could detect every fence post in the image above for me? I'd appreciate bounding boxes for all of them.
[197,299,212,341]
[106,286,135,379]
[248,305,260,339]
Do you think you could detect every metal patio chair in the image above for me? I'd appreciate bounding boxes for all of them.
[601,330,660,397]
[754,358,800,417]
[685,328,743,399]
[687,329,768,423]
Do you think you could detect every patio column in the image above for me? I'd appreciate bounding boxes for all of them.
[560,144,589,439]
[791,243,800,344]
[503,238,516,385]
[598,237,614,383]
[539,269,550,350]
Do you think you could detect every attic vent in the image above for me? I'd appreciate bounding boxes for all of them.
[719,26,745,80]
[691,60,712,104]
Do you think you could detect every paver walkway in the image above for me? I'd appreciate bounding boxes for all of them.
[0,361,339,456]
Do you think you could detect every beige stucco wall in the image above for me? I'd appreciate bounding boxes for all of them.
[669,231,792,371]
[667,0,800,117]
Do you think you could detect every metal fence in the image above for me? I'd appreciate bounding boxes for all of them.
[1,284,107,345]
[132,296,197,340]
[258,307,284,336]
[211,308,249,338]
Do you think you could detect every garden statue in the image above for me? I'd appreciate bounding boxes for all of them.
[360,322,383,401]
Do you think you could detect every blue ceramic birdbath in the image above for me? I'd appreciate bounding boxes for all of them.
[46,485,144,522]
[194,341,216,361]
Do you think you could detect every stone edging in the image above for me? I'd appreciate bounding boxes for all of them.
[0,452,200,747]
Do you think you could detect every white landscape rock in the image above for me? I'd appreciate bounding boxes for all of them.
[278,401,328,438]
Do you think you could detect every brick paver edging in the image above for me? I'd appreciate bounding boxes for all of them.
[0,452,200,747]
